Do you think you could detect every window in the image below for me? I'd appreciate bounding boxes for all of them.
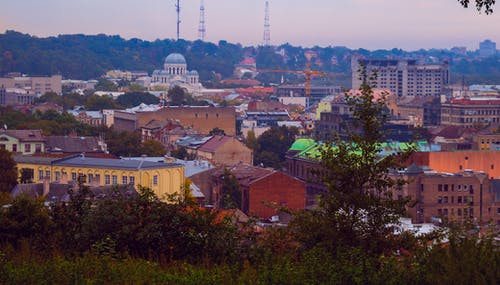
[105,175,110,185]
[444,184,448,192]
[112,175,117,185]
[469,185,474,194]
[12,144,17,152]
[88,174,93,183]
[95,174,101,184]
[444,196,448,203]
[458,184,461,191]
[458,209,462,216]
[153,175,158,186]
[437,209,442,216]
[443,209,448,216]
[55,171,60,181]
[38,170,43,180]
[458,196,462,204]
[420,184,424,192]
[25,144,31,153]
[129,176,135,184]
[438,196,442,204]
[438,184,443,192]
[122,176,128,184]
[45,170,50,180]
[71,172,77,181]
[35,144,42,152]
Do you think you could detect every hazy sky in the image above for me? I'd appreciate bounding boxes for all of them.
[1,0,499,50]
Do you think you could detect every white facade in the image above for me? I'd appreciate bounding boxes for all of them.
[352,57,449,98]
[151,53,200,87]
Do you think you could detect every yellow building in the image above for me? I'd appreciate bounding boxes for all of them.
[14,155,185,200]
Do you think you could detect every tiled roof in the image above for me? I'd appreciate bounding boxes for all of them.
[214,163,274,187]
[0,129,44,142]
[46,136,102,153]
[198,135,231,153]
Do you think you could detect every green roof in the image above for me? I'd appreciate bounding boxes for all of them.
[289,138,316,151]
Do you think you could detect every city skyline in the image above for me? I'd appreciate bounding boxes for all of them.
[1,0,500,50]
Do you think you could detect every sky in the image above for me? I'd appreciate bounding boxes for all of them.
[1,0,499,51]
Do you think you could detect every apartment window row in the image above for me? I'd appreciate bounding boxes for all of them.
[437,207,474,217]
[437,195,473,205]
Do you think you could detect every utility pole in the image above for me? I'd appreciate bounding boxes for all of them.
[175,0,181,40]
[263,0,270,46]
[198,0,206,41]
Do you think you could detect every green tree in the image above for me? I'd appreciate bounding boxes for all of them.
[171,146,188,160]
[290,66,412,255]
[94,79,118,91]
[19,168,34,184]
[209,127,225,136]
[220,169,241,209]
[255,126,298,169]
[140,140,166,157]
[106,131,142,157]
[117,92,159,108]
[0,149,18,193]
[459,0,496,14]
[168,86,187,106]
[85,94,120,111]
[245,130,258,151]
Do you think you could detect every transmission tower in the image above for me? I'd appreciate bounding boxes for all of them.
[263,0,270,46]
[175,0,181,40]
[198,0,206,41]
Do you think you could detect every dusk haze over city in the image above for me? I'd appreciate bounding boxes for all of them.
[2,0,500,49]
[0,1,499,284]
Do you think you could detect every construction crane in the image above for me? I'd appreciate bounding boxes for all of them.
[257,52,326,106]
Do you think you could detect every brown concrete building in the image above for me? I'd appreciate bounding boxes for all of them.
[113,106,236,136]
[0,75,62,95]
[212,164,306,220]
[472,133,500,150]
[399,165,495,224]
[196,135,253,166]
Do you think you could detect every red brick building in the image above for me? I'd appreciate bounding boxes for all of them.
[212,164,306,219]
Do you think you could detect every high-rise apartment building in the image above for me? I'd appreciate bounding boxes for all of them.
[351,57,449,97]
[478,39,497,58]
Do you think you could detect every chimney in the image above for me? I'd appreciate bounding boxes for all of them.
[42,178,50,197]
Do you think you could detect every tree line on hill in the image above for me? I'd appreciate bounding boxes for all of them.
[2,30,500,87]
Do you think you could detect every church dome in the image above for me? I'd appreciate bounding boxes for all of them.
[165,53,187,64]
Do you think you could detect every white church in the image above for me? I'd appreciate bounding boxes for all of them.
[151,53,201,89]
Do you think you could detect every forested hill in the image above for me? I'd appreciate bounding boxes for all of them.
[0,30,244,81]
[1,30,500,85]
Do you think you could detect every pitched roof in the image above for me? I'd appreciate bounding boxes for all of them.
[214,163,274,187]
[0,129,44,142]
[198,135,232,153]
[45,135,102,153]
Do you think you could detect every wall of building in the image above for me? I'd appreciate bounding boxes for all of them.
[402,172,494,224]
[246,172,306,219]
[0,134,44,154]
[137,107,236,136]
[210,138,253,166]
[16,161,184,201]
